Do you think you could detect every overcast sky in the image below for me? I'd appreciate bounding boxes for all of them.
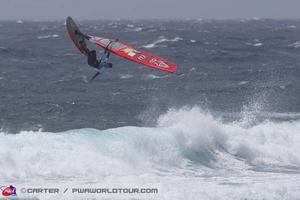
[1,0,300,20]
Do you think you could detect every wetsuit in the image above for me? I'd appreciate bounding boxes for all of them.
[87,50,111,71]
[87,50,100,69]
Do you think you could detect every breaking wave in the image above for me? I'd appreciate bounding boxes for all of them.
[1,106,299,183]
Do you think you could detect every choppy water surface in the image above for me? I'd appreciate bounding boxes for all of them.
[0,19,300,199]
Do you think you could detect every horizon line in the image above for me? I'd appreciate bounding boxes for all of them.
[1,17,300,22]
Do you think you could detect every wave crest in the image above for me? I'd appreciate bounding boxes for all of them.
[1,106,300,182]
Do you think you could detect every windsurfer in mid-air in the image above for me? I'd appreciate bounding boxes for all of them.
[66,16,177,81]
[87,49,113,80]
[74,29,113,80]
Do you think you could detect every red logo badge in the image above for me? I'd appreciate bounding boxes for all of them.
[1,185,16,196]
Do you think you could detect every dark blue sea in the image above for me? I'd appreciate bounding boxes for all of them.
[0,19,299,199]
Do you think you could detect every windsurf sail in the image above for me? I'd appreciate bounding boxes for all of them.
[87,36,177,73]
[66,16,89,56]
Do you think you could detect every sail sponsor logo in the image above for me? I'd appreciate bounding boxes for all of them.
[121,48,141,57]
[149,58,169,68]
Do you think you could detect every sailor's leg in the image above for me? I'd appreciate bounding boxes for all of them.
[87,50,100,69]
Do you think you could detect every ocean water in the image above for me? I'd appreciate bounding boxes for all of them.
[0,19,300,199]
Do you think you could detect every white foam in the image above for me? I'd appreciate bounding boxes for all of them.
[112,92,121,95]
[1,107,299,181]
[253,43,263,47]
[37,34,59,39]
[146,74,168,79]
[158,107,300,168]
[237,81,249,85]
[289,41,300,48]
[143,36,183,49]
[1,107,300,199]
[134,27,143,32]
[120,74,133,79]
[143,43,156,49]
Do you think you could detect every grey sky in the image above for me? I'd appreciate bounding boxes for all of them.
[0,0,300,20]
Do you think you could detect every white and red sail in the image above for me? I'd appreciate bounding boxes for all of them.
[88,36,177,73]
